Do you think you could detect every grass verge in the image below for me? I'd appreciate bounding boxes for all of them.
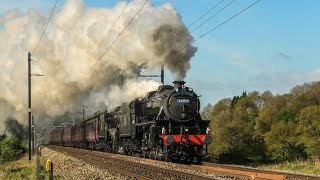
[0,155,37,180]
[258,160,320,176]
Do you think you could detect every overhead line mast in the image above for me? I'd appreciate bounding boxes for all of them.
[28,0,57,160]
[27,53,44,161]
[138,65,165,84]
[28,53,31,161]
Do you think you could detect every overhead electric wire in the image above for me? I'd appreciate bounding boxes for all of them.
[88,0,149,73]
[91,0,131,56]
[175,0,262,55]
[180,0,226,34]
[188,0,236,35]
[177,0,235,44]
[177,0,225,38]
[33,0,59,55]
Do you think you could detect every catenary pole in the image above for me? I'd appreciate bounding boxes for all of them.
[28,52,32,161]
[161,65,164,84]
[83,105,85,122]
[32,115,35,155]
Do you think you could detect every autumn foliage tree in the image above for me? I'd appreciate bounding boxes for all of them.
[205,81,320,164]
[210,92,265,164]
[296,105,320,159]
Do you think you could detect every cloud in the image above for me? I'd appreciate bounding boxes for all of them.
[276,51,292,60]
[252,68,320,94]
[199,39,264,71]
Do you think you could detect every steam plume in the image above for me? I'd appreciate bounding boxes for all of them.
[0,0,197,131]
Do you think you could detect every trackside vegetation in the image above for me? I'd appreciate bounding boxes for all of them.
[0,156,37,179]
[202,81,320,169]
[0,136,26,163]
[0,136,36,179]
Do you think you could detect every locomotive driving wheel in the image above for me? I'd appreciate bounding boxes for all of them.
[164,145,171,162]
[154,145,163,160]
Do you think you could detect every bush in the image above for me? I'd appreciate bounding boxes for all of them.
[0,137,26,163]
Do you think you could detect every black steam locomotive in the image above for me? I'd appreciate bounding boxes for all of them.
[50,81,212,163]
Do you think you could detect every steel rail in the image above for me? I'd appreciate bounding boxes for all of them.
[47,146,320,180]
[49,146,217,179]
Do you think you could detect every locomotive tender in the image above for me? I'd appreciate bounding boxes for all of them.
[50,81,212,163]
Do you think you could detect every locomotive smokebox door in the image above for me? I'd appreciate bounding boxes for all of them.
[162,80,199,122]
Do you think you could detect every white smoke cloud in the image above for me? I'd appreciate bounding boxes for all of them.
[0,0,196,131]
[105,79,160,110]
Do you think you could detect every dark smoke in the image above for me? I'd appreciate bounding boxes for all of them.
[152,24,197,79]
[89,64,127,90]
[0,98,18,133]
[4,118,26,141]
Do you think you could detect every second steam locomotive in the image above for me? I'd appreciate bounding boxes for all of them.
[50,81,212,163]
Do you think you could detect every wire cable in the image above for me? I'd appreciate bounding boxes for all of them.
[33,0,59,55]
[175,0,262,55]
[91,0,131,56]
[180,0,226,34]
[177,0,225,35]
[88,0,149,73]
[188,0,236,36]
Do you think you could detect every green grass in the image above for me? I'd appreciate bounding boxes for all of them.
[0,155,37,180]
[258,160,320,176]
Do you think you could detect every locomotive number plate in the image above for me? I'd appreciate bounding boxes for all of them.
[177,99,190,103]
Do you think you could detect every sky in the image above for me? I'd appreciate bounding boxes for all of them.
[1,0,319,109]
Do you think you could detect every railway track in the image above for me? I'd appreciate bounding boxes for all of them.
[49,146,217,179]
[47,146,320,180]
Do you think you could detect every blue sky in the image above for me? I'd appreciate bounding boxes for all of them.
[157,0,320,106]
[1,0,320,108]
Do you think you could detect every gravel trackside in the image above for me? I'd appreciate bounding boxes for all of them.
[40,147,125,180]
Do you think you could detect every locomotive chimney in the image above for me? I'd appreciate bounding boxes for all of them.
[173,81,186,89]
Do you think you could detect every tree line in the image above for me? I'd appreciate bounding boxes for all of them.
[202,81,320,164]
